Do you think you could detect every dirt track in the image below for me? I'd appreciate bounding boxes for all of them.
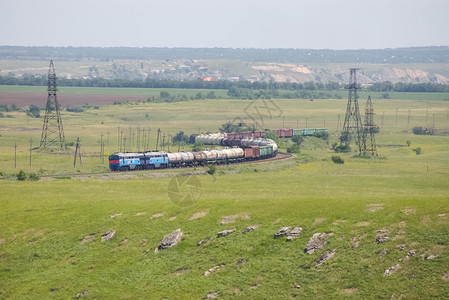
[0,92,147,107]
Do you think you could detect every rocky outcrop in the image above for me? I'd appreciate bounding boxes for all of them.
[274,227,291,239]
[286,227,302,242]
[217,229,236,237]
[158,229,183,250]
[242,225,259,234]
[384,264,400,276]
[101,230,115,242]
[304,233,333,254]
[316,250,335,268]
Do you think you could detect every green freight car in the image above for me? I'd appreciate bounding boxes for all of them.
[292,128,327,136]
[259,145,274,158]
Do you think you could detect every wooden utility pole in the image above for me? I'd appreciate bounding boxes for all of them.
[156,128,160,151]
[137,126,141,152]
[29,138,32,167]
[162,134,166,151]
[142,129,146,152]
[129,126,131,149]
[14,143,17,168]
[117,125,120,147]
[74,137,83,168]
[167,133,171,152]
[146,127,151,151]
[381,111,385,128]
[407,109,411,129]
[100,133,104,161]
[337,114,340,132]
[396,107,398,126]
[101,142,105,164]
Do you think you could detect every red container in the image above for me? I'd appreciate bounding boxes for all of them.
[227,132,238,139]
[254,130,265,138]
[244,146,260,159]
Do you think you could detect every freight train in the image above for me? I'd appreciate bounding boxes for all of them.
[109,143,276,171]
[190,128,327,144]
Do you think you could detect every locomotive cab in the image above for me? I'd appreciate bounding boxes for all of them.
[109,154,121,171]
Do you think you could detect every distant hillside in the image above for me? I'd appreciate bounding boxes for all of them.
[1,46,449,84]
[1,46,449,64]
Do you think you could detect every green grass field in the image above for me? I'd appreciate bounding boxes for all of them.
[0,92,449,299]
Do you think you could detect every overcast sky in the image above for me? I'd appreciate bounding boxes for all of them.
[1,0,448,50]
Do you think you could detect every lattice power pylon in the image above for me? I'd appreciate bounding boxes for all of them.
[340,68,363,154]
[361,96,378,156]
[40,60,65,148]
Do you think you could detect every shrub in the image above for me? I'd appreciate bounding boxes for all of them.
[28,173,40,181]
[331,155,344,164]
[207,164,216,175]
[412,147,422,155]
[406,140,411,147]
[313,131,329,140]
[192,141,205,152]
[17,170,27,181]
[334,144,351,153]
[287,144,301,154]
[412,126,435,135]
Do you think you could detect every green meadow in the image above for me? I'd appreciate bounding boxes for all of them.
[0,91,449,299]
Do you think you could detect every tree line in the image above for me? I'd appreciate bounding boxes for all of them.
[1,75,449,93]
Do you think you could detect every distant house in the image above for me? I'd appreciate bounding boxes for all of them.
[198,77,214,81]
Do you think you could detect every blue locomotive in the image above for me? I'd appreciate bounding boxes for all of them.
[108,151,169,171]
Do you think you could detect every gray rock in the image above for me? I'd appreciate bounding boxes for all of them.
[274,227,291,239]
[242,225,259,234]
[316,250,335,267]
[380,248,387,259]
[206,292,219,298]
[384,264,400,276]
[217,228,236,237]
[408,249,417,256]
[204,264,224,276]
[238,259,247,265]
[81,233,96,244]
[197,237,213,246]
[398,244,406,251]
[101,230,115,242]
[158,229,183,250]
[286,227,302,242]
[304,232,333,254]
[376,229,390,244]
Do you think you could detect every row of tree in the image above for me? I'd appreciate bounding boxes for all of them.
[2,75,449,93]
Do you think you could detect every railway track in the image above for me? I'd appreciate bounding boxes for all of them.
[2,152,294,180]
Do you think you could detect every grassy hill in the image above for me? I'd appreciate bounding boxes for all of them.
[0,95,448,298]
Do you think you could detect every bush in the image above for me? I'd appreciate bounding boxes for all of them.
[313,131,329,140]
[287,144,301,154]
[17,170,27,181]
[406,140,411,147]
[412,126,435,135]
[412,147,422,155]
[291,135,303,145]
[334,144,351,153]
[331,155,344,164]
[28,173,40,181]
[192,141,205,152]
[207,164,216,175]
[66,106,84,113]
